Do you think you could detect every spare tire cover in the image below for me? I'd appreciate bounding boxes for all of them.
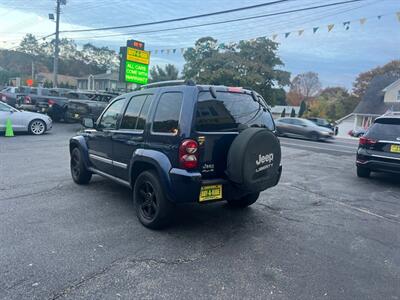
[226,128,281,192]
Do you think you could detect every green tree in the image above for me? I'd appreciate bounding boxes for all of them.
[281,108,286,117]
[353,60,400,99]
[182,37,290,106]
[290,108,296,117]
[17,34,41,56]
[150,64,179,82]
[298,100,307,117]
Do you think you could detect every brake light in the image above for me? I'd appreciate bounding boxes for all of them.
[24,96,31,104]
[359,136,377,146]
[48,99,56,107]
[179,139,199,169]
[1,94,6,102]
[228,87,243,93]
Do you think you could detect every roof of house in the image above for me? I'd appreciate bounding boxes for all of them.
[36,72,78,86]
[382,78,400,92]
[77,72,119,81]
[270,105,300,114]
[353,74,400,116]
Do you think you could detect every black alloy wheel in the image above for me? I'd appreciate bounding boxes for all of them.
[134,171,173,229]
[70,147,92,184]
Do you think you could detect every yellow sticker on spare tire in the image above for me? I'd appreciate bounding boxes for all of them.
[199,185,222,202]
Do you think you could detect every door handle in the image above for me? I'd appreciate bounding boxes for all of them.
[129,136,144,142]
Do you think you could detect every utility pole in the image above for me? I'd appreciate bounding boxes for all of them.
[53,0,61,88]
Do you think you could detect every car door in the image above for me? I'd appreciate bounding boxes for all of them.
[86,98,125,174]
[112,94,153,180]
[0,102,25,131]
[291,119,307,136]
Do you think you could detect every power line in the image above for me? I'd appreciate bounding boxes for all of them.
[60,0,294,33]
[62,0,370,40]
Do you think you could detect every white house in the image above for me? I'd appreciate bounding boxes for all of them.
[336,75,400,137]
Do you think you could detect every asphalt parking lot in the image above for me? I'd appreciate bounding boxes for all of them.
[1,124,400,300]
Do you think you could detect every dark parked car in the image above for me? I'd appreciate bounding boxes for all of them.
[69,81,282,229]
[36,90,93,122]
[65,92,116,122]
[17,87,69,113]
[275,117,334,141]
[307,117,338,135]
[356,115,400,178]
[0,86,31,107]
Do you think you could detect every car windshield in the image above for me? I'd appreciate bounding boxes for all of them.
[195,91,275,132]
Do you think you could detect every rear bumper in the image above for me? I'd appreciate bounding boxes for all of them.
[356,155,400,174]
[168,165,282,203]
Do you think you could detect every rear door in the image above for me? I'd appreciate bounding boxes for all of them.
[112,93,153,180]
[194,90,275,179]
[86,98,125,174]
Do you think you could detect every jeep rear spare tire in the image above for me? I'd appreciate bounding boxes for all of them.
[226,128,281,192]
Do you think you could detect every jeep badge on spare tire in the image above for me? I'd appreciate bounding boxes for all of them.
[226,128,282,192]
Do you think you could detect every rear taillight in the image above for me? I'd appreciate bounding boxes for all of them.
[48,99,56,107]
[179,139,199,169]
[359,136,376,146]
[24,96,31,104]
[1,94,6,102]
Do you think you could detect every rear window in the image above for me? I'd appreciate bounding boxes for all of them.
[367,119,400,140]
[195,91,274,132]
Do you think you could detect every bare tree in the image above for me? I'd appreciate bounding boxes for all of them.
[290,72,322,100]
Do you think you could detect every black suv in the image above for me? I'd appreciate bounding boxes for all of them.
[356,115,400,178]
[69,81,282,228]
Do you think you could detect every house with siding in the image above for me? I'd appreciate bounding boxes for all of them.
[336,75,400,137]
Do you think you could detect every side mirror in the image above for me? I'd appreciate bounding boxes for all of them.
[82,117,94,128]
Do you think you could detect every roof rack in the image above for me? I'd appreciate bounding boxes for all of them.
[135,79,196,90]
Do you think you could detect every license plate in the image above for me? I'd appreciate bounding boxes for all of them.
[390,144,400,153]
[74,113,80,119]
[199,185,222,202]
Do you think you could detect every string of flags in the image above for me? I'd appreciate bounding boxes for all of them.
[149,11,400,56]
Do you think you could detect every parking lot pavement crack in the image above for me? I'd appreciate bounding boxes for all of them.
[0,182,64,202]
[289,184,400,225]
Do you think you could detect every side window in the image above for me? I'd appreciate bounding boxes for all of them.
[98,99,125,130]
[120,95,148,130]
[136,95,152,130]
[152,92,183,134]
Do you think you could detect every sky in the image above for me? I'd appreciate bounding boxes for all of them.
[0,0,399,89]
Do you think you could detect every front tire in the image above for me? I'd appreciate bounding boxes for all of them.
[70,147,92,184]
[134,171,173,229]
[227,192,260,208]
[357,166,371,178]
[28,119,46,135]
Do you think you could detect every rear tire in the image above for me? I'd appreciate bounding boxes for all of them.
[227,192,260,208]
[28,119,46,135]
[134,171,173,229]
[70,147,92,184]
[357,166,371,178]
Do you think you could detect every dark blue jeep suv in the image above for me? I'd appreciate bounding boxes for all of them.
[69,81,282,229]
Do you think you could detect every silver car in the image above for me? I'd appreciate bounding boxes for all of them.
[0,101,52,135]
[275,117,334,141]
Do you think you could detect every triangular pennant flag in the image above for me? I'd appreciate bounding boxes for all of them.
[359,18,367,25]
[343,21,350,30]
[377,15,382,20]
[396,12,400,22]
[327,24,334,32]
[154,49,158,54]
[166,49,170,54]
[313,27,319,34]
[160,49,164,54]
[285,32,291,38]
[172,49,176,54]
[180,48,185,53]
[298,29,304,36]
[272,34,278,40]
